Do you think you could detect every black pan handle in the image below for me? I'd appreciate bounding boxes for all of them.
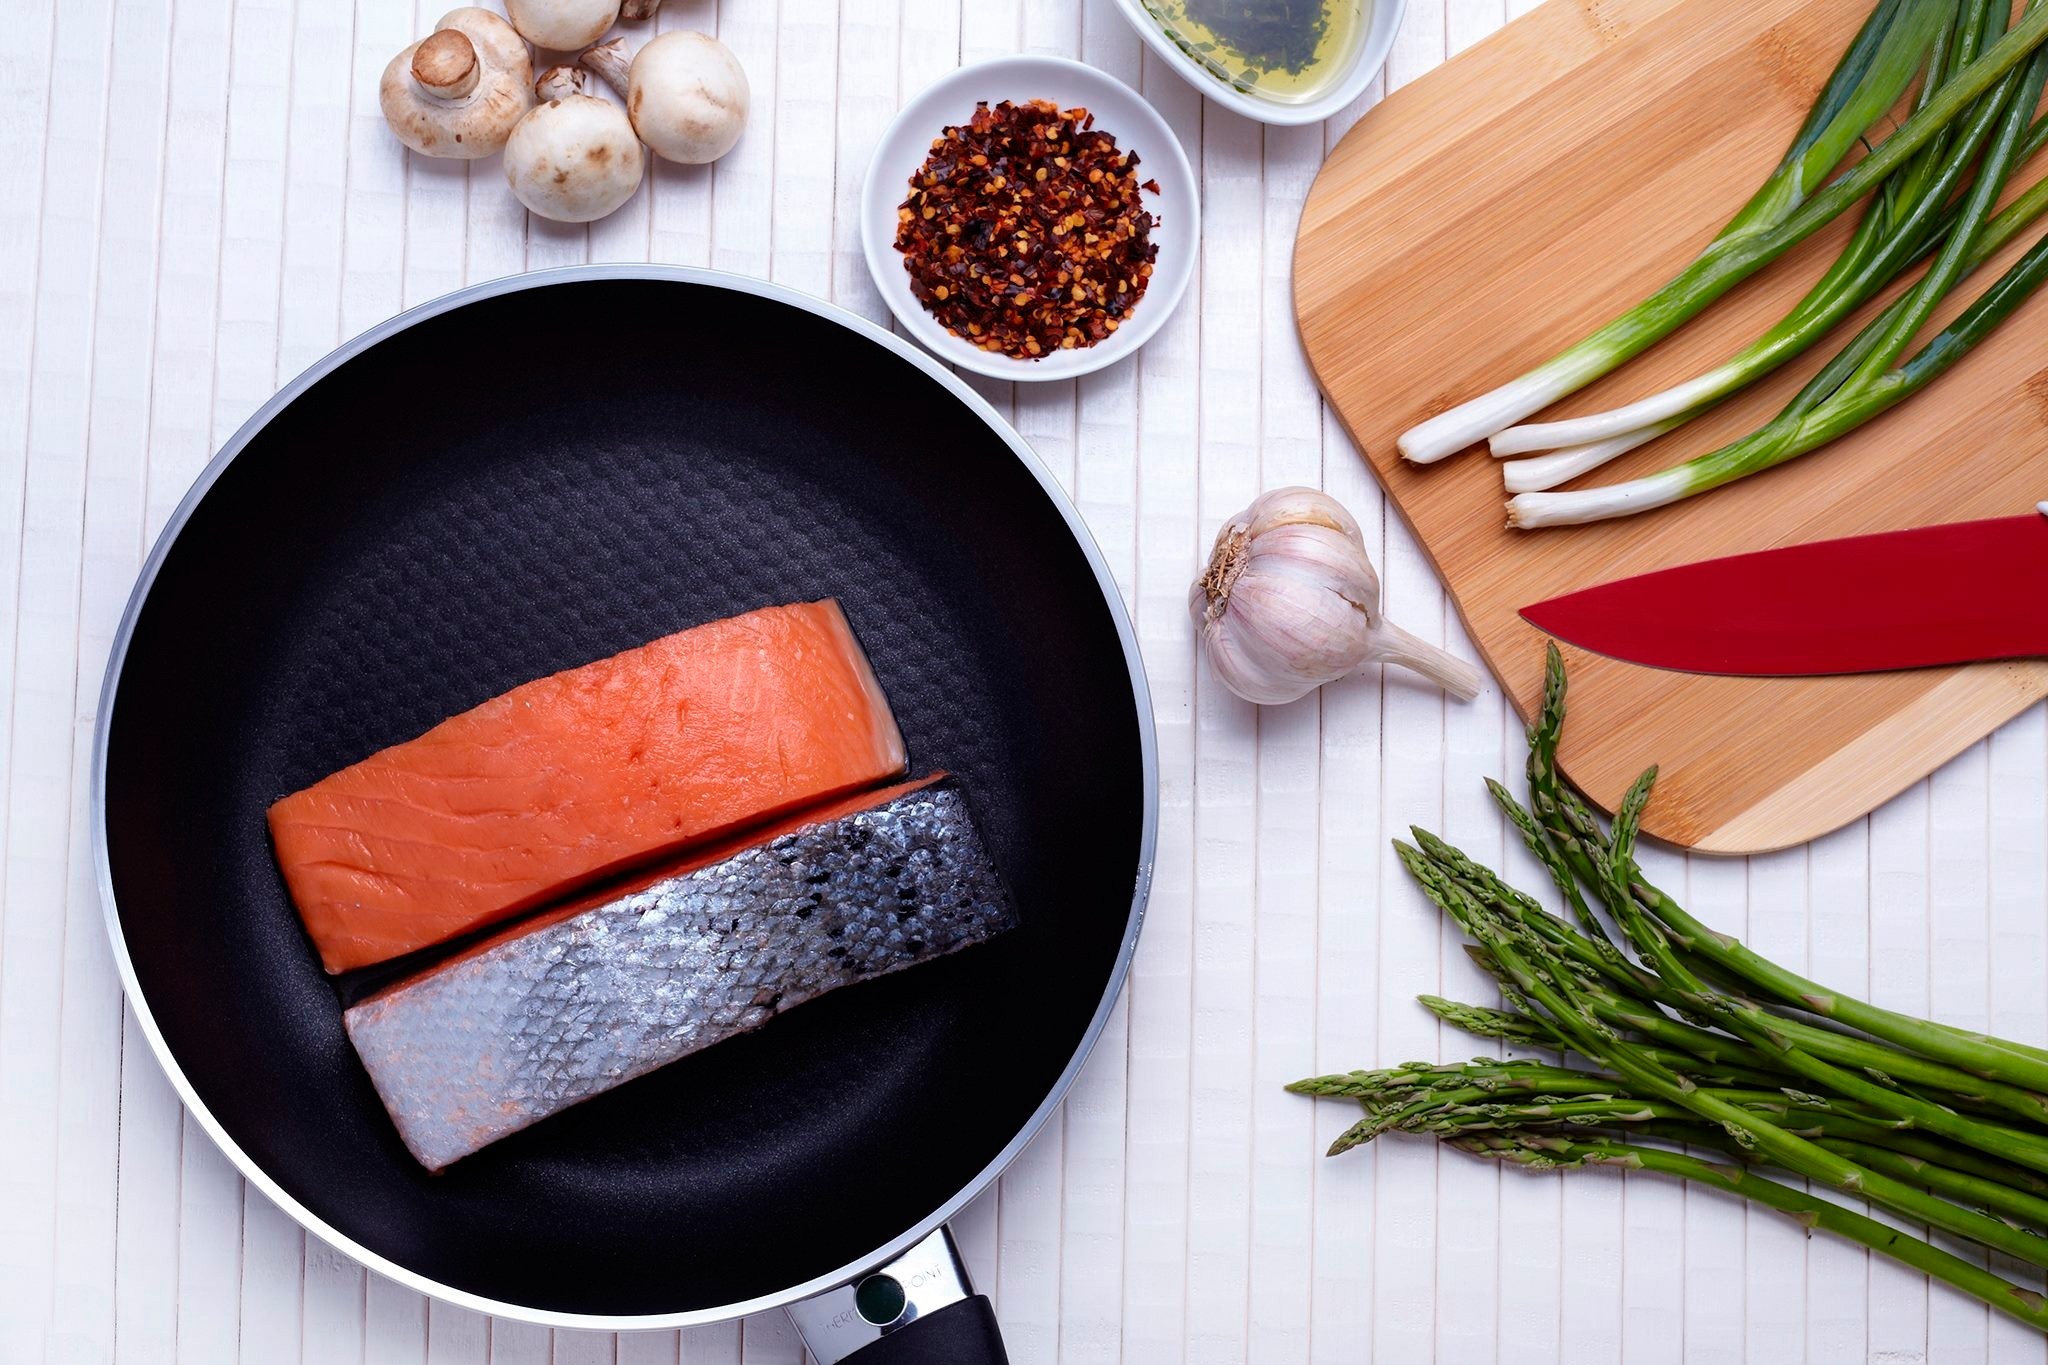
[785,1226,1009,1365]
[840,1294,1007,1365]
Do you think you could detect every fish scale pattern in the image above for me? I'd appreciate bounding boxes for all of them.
[345,785,1015,1171]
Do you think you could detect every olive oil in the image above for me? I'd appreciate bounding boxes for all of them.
[1139,0,1370,104]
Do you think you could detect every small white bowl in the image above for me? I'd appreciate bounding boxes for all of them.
[860,56,1199,383]
[1109,0,1407,127]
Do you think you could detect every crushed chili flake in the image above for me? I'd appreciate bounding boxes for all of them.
[895,99,1160,360]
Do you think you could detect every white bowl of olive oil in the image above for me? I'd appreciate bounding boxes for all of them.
[1113,0,1405,126]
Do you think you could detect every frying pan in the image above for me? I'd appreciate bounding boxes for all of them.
[92,267,1156,1362]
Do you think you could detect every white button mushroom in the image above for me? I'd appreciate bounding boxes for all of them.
[579,32,749,166]
[380,8,535,159]
[504,66,646,223]
[505,0,620,53]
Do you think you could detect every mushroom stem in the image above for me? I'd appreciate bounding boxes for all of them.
[579,37,632,98]
[621,0,662,17]
[412,28,481,101]
[535,64,586,101]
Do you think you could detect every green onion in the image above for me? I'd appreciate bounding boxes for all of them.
[1498,413,1688,494]
[1487,0,2009,469]
[1498,123,2048,494]
[1508,30,2048,528]
[1397,0,2048,465]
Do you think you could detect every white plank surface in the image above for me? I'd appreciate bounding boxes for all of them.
[4,0,2047,1360]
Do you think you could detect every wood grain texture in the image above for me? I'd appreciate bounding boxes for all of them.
[1295,0,2048,853]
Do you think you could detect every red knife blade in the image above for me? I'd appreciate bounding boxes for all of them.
[1519,504,2048,677]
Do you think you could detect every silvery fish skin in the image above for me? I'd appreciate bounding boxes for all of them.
[345,783,1014,1170]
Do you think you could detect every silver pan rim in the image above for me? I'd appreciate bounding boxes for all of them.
[89,263,1160,1331]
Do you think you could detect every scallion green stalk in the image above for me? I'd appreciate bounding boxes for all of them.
[1508,35,2048,528]
[1483,91,2004,461]
[1486,0,2030,474]
[1398,0,2041,465]
[1498,147,2048,493]
[1485,0,1992,461]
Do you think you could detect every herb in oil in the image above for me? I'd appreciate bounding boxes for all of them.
[1139,0,1369,103]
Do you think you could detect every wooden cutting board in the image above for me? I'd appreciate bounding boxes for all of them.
[1296,0,2048,854]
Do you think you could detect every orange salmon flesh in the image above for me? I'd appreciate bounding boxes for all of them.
[268,601,908,973]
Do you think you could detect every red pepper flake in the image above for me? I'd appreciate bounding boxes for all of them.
[894,98,1160,361]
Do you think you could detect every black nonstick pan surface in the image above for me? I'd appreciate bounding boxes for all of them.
[93,268,1155,1329]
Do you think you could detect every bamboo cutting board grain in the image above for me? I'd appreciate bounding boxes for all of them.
[1296,0,2048,854]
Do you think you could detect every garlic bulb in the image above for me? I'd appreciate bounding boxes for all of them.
[1190,487,1484,705]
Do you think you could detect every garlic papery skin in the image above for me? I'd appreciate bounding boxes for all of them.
[1190,487,1485,704]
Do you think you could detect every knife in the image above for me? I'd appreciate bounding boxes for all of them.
[1519,503,2048,677]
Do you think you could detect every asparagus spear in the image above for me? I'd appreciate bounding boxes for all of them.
[1294,644,2048,1319]
[1287,1059,1627,1101]
[1550,1116,2048,1250]
[1416,992,2044,1120]
[1418,822,2048,1129]
[1624,1117,2048,1197]
[1456,1133,2048,1332]
[1416,995,1786,1089]
[1400,845,2048,1268]
[1819,1138,2048,1230]
[1334,1074,2048,1220]
[1524,646,2048,1091]
[1416,828,2048,1168]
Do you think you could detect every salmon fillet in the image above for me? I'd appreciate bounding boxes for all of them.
[344,776,1015,1170]
[269,601,908,973]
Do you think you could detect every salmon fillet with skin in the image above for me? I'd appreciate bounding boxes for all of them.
[268,601,908,973]
[344,774,1015,1170]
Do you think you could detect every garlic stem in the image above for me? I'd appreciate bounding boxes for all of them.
[1360,619,1484,700]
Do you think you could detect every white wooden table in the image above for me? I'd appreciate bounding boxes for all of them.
[5,0,2047,1359]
